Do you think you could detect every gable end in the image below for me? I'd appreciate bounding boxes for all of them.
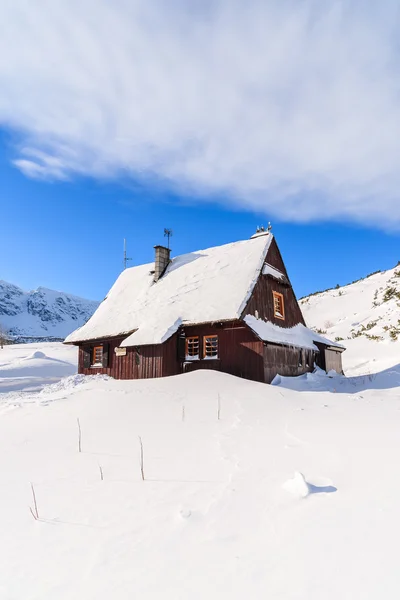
[241,237,305,328]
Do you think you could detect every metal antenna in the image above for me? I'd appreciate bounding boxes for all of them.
[164,228,173,249]
[123,238,132,270]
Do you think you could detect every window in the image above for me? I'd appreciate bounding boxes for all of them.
[204,335,218,359]
[273,291,285,320]
[92,345,103,366]
[185,336,199,359]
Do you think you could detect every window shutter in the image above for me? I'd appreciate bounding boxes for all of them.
[102,343,109,368]
[177,333,186,360]
[135,348,141,365]
[83,346,91,369]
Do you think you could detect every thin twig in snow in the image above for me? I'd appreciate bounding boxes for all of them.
[77,418,82,453]
[138,436,145,481]
[217,393,221,420]
[29,482,39,520]
[99,465,104,481]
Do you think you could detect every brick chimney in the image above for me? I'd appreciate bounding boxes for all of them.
[154,245,171,282]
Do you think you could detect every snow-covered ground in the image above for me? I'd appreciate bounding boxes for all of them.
[0,342,77,395]
[1,341,400,598]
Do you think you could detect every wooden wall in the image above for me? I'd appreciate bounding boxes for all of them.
[264,344,316,383]
[264,236,290,277]
[181,322,265,382]
[77,327,338,384]
[243,238,305,328]
[77,323,264,382]
[320,348,343,374]
[325,349,343,374]
[78,334,180,379]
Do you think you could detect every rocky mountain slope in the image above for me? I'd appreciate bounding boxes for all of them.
[0,280,99,341]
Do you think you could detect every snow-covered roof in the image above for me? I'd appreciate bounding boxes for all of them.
[244,315,345,351]
[65,235,273,346]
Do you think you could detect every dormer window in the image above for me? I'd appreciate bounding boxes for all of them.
[273,291,285,320]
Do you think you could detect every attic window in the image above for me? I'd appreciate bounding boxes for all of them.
[204,335,218,359]
[273,291,285,320]
[92,345,103,366]
[186,336,199,360]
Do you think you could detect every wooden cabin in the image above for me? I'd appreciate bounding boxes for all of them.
[64,229,344,383]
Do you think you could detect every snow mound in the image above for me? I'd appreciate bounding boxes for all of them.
[283,472,310,498]
[0,342,78,395]
[39,373,110,396]
[273,363,400,393]
[24,350,47,360]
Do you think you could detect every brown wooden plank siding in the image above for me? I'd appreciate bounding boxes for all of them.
[78,334,180,379]
[243,239,305,328]
[263,344,316,384]
[182,321,264,382]
[264,237,289,277]
[324,349,343,374]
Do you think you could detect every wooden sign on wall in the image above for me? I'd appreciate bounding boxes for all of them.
[115,347,127,356]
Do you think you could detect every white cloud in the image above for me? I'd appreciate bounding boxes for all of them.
[1,0,400,226]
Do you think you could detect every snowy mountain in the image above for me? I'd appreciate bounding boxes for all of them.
[300,263,400,342]
[299,263,400,375]
[0,280,99,341]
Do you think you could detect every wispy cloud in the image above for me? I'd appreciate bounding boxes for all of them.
[1,0,400,226]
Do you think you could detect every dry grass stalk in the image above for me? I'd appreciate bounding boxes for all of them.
[77,418,82,453]
[29,482,39,520]
[138,436,145,481]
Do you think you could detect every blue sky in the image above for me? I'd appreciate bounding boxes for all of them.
[1,1,400,302]
[1,131,399,302]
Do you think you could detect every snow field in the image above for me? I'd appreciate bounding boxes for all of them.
[1,341,400,598]
[0,342,77,396]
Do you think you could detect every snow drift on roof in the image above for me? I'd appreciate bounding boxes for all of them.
[65,235,273,345]
[244,315,345,351]
[262,263,286,282]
